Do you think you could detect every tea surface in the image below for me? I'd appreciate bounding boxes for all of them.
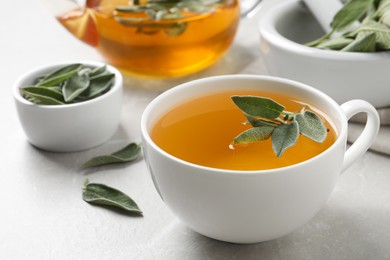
[151,90,337,170]
[58,0,239,77]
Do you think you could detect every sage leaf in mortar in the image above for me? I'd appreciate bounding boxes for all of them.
[307,0,390,52]
[231,96,328,157]
[347,18,390,49]
[82,143,141,169]
[83,179,143,215]
[315,37,354,50]
[330,0,373,32]
[342,31,377,52]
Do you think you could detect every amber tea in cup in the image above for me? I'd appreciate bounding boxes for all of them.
[57,0,240,77]
[141,75,379,243]
[151,89,337,170]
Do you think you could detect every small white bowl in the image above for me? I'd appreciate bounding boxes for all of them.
[13,61,123,152]
[258,0,390,108]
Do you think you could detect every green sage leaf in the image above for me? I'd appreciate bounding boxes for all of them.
[379,9,390,26]
[246,115,279,127]
[348,18,390,49]
[374,0,390,18]
[165,23,188,36]
[233,126,275,145]
[81,73,115,99]
[90,65,107,77]
[82,143,141,169]
[83,180,143,215]
[21,86,65,102]
[22,63,114,105]
[62,69,90,102]
[331,0,374,32]
[20,87,65,105]
[295,110,327,143]
[272,121,299,158]
[37,64,81,87]
[342,31,377,51]
[315,37,354,50]
[231,96,285,120]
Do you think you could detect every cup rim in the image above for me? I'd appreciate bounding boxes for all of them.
[141,74,348,175]
[258,0,390,61]
[13,60,123,109]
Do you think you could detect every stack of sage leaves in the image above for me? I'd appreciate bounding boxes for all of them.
[115,0,225,36]
[307,0,390,52]
[21,63,115,105]
[231,96,327,157]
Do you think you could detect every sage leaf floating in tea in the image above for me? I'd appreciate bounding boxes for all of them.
[272,121,299,158]
[81,143,141,169]
[232,96,327,157]
[233,126,275,145]
[231,96,285,120]
[21,64,114,105]
[83,179,143,215]
[295,110,327,143]
[307,0,390,52]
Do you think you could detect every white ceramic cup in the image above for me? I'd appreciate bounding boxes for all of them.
[141,75,379,244]
[13,61,123,152]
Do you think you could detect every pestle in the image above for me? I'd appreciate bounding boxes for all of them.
[302,0,343,33]
[302,0,361,38]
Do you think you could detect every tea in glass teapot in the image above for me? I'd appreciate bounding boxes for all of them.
[43,0,258,77]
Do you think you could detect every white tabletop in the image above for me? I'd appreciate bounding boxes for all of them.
[1,0,390,259]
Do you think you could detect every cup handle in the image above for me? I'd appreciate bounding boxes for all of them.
[340,100,380,173]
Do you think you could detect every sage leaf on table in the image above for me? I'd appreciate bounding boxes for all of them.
[21,63,114,105]
[307,0,390,52]
[83,179,143,215]
[81,143,141,169]
[231,96,327,157]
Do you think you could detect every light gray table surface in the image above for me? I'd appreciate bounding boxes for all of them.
[1,0,390,259]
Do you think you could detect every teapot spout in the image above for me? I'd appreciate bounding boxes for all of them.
[57,7,99,47]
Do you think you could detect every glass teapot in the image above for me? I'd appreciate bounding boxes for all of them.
[44,0,261,77]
